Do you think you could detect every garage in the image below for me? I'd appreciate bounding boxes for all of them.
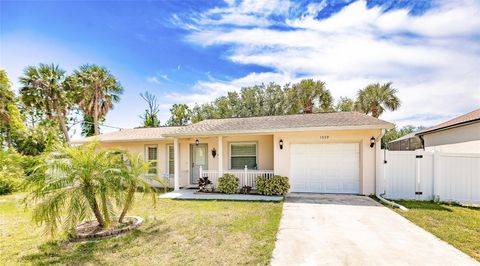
[290,143,360,193]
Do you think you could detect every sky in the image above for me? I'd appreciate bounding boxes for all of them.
[1,0,479,138]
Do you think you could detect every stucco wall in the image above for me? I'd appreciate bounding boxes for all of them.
[423,123,480,153]
[96,134,274,187]
[273,129,382,195]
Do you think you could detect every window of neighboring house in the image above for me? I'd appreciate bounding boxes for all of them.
[146,145,158,174]
[230,143,257,169]
[167,144,174,176]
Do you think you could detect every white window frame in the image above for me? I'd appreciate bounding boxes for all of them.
[166,144,174,176]
[145,144,158,175]
[229,142,258,170]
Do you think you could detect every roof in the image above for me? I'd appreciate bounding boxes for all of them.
[71,126,183,144]
[164,112,393,136]
[71,112,393,143]
[417,108,480,136]
[388,132,419,143]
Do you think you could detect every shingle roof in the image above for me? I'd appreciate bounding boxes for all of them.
[72,112,393,143]
[71,126,183,144]
[417,108,480,136]
[164,112,393,136]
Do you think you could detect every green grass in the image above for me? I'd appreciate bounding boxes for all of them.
[388,200,480,261]
[0,193,283,265]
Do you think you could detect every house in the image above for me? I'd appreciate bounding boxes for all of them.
[388,132,423,151]
[72,112,394,195]
[416,108,480,153]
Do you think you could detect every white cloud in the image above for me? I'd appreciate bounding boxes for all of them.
[171,0,480,127]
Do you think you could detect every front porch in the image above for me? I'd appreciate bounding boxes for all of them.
[169,134,275,191]
[159,188,283,201]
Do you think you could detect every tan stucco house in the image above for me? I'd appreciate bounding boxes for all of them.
[72,112,393,195]
[416,108,480,153]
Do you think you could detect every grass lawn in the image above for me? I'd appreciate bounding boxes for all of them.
[0,193,283,265]
[389,200,480,261]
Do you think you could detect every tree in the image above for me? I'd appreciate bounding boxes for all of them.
[72,64,123,135]
[139,92,161,127]
[166,104,191,126]
[336,96,355,112]
[19,64,73,143]
[263,83,287,115]
[382,125,425,148]
[81,115,96,137]
[288,79,333,114]
[354,82,401,118]
[0,70,25,148]
[117,153,165,223]
[26,142,124,235]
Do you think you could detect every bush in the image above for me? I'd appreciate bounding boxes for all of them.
[217,174,239,194]
[256,175,290,196]
[0,149,26,195]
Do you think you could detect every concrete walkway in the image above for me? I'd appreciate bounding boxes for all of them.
[271,193,478,266]
[159,188,283,201]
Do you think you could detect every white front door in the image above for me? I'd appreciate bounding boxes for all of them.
[290,143,360,194]
[190,144,208,184]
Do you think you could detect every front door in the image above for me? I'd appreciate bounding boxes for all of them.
[190,144,208,184]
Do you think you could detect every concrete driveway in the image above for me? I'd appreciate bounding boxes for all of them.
[271,194,478,266]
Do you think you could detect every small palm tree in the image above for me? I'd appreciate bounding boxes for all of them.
[117,153,167,223]
[355,82,401,118]
[26,142,123,236]
[72,64,123,135]
[288,79,333,114]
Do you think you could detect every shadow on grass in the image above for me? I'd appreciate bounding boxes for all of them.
[22,220,170,265]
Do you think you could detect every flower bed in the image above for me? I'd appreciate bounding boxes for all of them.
[72,216,143,241]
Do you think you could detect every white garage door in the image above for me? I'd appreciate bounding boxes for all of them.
[290,143,360,193]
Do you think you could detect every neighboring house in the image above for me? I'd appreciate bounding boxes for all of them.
[72,112,393,195]
[416,108,480,153]
[388,132,423,151]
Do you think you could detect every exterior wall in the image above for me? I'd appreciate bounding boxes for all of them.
[96,135,274,187]
[423,123,480,153]
[273,129,382,195]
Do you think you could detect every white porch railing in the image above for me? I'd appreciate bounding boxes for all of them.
[199,166,274,189]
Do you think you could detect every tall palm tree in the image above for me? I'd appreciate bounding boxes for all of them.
[288,79,333,114]
[354,82,401,118]
[26,142,123,236]
[19,64,74,143]
[72,64,123,135]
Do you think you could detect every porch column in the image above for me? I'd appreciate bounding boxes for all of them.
[174,138,180,191]
[218,136,223,175]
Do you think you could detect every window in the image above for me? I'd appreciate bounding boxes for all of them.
[146,145,158,174]
[230,143,257,169]
[167,145,174,175]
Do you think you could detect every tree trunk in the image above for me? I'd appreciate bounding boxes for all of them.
[93,93,99,135]
[101,193,110,227]
[85,190,105,228]
[303,100,313,113]
[371,106,380,118]
[57,112,71,145]
[118,187,135,223]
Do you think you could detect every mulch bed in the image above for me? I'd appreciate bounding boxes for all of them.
[71,216,143,241]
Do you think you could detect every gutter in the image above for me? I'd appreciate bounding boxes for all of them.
[377,193,409,211]
[416,118,480,136]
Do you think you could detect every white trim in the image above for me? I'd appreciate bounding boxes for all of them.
[144,144,159,174]
[173,139,180,191]
[229,142,258,170]
[166,144,174,176]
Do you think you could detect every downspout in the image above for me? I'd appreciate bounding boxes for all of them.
[375,129,409,211]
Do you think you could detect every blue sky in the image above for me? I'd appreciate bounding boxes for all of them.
[1,0,479,137]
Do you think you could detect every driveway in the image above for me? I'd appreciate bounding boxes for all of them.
[271,194,478,266]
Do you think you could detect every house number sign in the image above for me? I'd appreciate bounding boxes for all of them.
[319,136,329,140]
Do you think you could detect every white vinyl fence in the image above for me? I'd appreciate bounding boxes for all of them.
[376,150,480,204]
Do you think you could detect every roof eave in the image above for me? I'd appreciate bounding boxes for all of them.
[416,118,480,136]
[164,124,394,137]
[70,137,172,145]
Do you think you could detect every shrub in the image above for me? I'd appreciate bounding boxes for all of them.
[217,174,239,194]
[0,149,25,195]
[256,175,290,196]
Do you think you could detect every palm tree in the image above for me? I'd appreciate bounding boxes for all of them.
[26,142,123,236]
[117,153,166,223]
[354,82,401,118]
[288,79,333,114]
[19,64,74,143]
[72,64,123,135]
